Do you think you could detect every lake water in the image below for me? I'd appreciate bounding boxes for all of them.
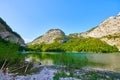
[27,52,120,72]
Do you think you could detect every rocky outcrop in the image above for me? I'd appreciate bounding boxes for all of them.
[0,17,25,46]
[31,29,65,44]
[81,15,120,38]
[83,15,120,50]
[31,13,120,50]
[70,14,120,50]
[101,33,120,51]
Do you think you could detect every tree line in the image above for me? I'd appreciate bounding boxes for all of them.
[28,37,118,53]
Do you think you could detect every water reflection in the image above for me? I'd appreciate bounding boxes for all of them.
[27,52,120,72]
[27,53,54,65]
[87,54,120,71]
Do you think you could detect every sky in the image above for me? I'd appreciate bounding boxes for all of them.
[0,0,120,43]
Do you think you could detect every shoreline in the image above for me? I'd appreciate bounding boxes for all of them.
[1,66,120,80]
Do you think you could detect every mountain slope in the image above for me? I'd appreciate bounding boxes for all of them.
[31,29,65,44]
[0,17,25,46]
[73,15,120,50]
[81,15,120,38]
[30,14,120,52]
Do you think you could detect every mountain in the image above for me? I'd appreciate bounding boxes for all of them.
[30,14,120,52]
[70,14,120,51]
[31,29,65,44]
[0,17,25,46]
[81,15,120,37]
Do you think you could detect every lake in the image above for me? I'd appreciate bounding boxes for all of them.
[26,52,120,72]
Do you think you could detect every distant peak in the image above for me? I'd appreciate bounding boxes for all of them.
[48,29,62,32]
[47,28,65,34]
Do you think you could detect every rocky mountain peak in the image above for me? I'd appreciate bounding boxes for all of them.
[82,15,120,38]
[0,17,25,46]
[31,29,65,44]
[68,14,120,51]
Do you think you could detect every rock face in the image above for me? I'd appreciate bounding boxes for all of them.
[0,17,25,46]
[83,15,120,50]
[82,15,120,38]
[71,15,120,50]
[31,29,65,44]
[31,14,120,50]
[101,33,120,51]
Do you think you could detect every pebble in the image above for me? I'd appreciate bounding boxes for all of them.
[15,67,56,80]
[1,67,120,80]
[60,77,79,80]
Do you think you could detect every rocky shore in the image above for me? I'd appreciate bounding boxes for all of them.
[0,66,120,80]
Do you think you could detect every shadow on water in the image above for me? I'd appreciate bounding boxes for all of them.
[26,52,120,72]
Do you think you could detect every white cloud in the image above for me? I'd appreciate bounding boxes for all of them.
[117,12,120,16]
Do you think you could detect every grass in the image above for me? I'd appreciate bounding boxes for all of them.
[53,67,120,80]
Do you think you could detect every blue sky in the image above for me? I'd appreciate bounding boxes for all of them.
[0,0,120,43]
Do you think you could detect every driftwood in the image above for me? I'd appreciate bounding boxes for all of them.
[10,65,27,73]
[9,63,30,73]
[1,59,7,70]
[24,63,30,73]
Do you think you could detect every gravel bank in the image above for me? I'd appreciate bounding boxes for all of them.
[0,66,120,80]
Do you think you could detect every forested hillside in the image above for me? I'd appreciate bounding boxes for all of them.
[28,37,118,53]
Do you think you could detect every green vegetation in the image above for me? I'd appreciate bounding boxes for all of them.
[27,52,88,68]
[28,37,118,53]
[104,33,120,39]
[53,67,120,80]
[0,37,25,70]
[0,18,32,74]
[0,37,33,74]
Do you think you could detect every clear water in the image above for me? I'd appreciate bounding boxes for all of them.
[27,52,120,72]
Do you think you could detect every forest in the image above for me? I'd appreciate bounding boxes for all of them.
[28,37,118,53]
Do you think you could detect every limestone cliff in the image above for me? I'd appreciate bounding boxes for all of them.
[0,17,25,46]
[70,14,120,50]
[31,14,120,50]
[82,15,120,38]
[31,29,65,44]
